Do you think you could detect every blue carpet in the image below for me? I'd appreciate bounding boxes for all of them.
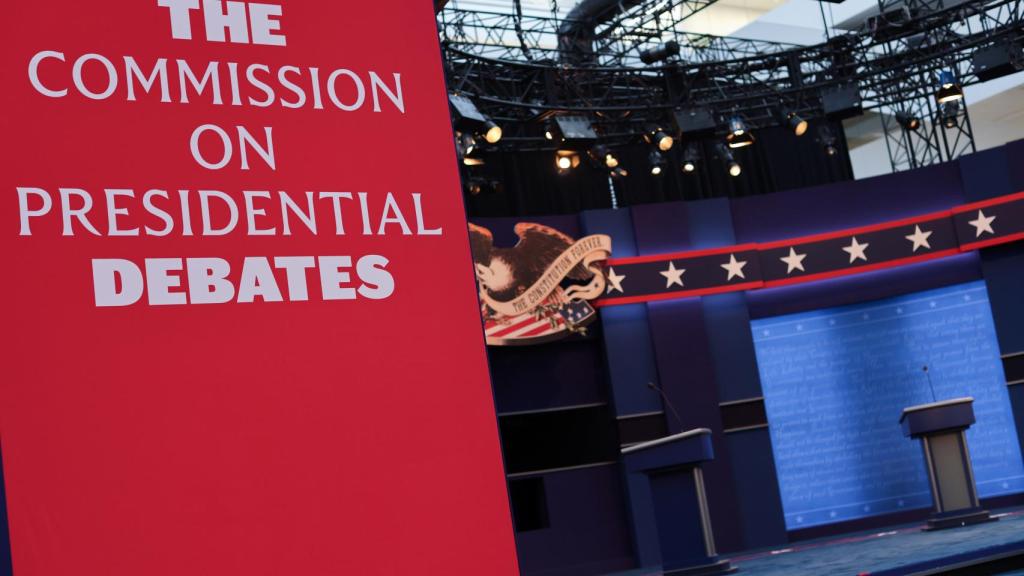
[729,510,1024,575]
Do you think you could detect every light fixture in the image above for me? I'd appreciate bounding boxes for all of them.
[717,143,741,177]
[544,122,556,141]
[639,41,680,65]
[555,150,581,173]
[483,120,503,144]
[940,101,960,129]
[588,145,620,170]
[610,167,630,179]
[818,125,839,156]
[781,109,808,136]
[649,150,666,176]
[645,126,675,152]
[460,133,477,156]
[935,70,964,104]
[450,93,502,144]
[726,116,755,149]
[682,143,700,173]
[895,111,921,131]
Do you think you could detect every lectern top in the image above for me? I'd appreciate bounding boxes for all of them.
[621,428,712,455]
[900,397,974,421]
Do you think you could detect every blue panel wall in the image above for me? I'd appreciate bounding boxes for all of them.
[753,281,1024,529]
[962,142,1024,466]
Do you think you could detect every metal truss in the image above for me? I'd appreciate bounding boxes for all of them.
[439,0,1023,170]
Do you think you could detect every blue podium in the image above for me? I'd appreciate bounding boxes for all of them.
[622,429,735,575]
[900,397,996,531]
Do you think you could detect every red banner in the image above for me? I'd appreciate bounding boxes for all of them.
[1,3,517,574]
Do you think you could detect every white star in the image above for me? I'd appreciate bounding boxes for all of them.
[659,261,686,289]
[843,236,870,263]
[721,254,748,281]
[969,210,996,238]
[905,225,933,252]
[606,267,626,294]
[780,247,807,274]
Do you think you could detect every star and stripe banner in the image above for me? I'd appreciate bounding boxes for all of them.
[596,190,1024,308]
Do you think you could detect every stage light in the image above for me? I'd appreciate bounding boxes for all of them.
[649,150,666,176]
[682,143,700,173]
[460,133,477,156]
[483,120,503,144]
[450,93,502,144]
[588,144,619,170]
[818,125,839,156]
[610,167,629,179]
[555,150,581,173]
[782,110,808,136]
[895,111,921,131]
[940,101,960,129]
[935,71,963,104]
[639,41,680,65]
[544,122,556,141]
[645,126,675,152]
[726,116,755,149]
[717,143,741,177]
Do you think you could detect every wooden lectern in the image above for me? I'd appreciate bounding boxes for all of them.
[900,397,996,531]
[621,428,736,575]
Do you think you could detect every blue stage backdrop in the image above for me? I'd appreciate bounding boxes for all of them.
[752,281,1024,529]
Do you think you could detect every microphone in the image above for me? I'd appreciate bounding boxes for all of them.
[648,382,684,429]
[923,365,937,403]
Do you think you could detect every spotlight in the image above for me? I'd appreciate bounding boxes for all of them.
[716,143,741,177]
[780,110,808,136]
[449,93,502,144]
[940,101,960,129]
[588,145,620,170]
[649,150,667,176]
[645,127,675,152]
[544,122,556,141]
[935,71,964,104]
[726,116,755,149]
[639,40,680,65]
[483,120,503,144]
[610,167,630,179]
[818,125,839,156]
[682,143,700,173]
[895,111,921,131]
[460,133,477,156]
[555,150,581,173]
[465,177,502,196]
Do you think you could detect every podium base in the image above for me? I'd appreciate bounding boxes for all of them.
[664,559,737,575]
[924,509,998,531]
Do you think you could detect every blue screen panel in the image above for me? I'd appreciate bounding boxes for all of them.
[752,281,1024,530]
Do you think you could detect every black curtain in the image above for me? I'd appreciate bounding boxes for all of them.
[463,120,854,218]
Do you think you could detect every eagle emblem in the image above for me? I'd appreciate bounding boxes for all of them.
[468,222,612,346]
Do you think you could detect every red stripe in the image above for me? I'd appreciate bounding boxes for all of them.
[952,190,1024,214]
[595,281,764,307]
[607,243,759,266]
[757,210,954,250]
[518,319,564,338]
[490,315,543,338]
[760,249,960,288]
[958,231,1024,252]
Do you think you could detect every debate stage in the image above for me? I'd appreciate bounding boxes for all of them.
[606,507,1024,575]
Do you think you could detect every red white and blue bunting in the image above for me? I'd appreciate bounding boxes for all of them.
[597,191,1024,307]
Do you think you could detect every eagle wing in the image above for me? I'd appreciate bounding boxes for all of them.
[513,223,593,281]
[468,223,494,266]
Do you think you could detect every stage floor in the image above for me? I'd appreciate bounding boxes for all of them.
[729,508,1024,575]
